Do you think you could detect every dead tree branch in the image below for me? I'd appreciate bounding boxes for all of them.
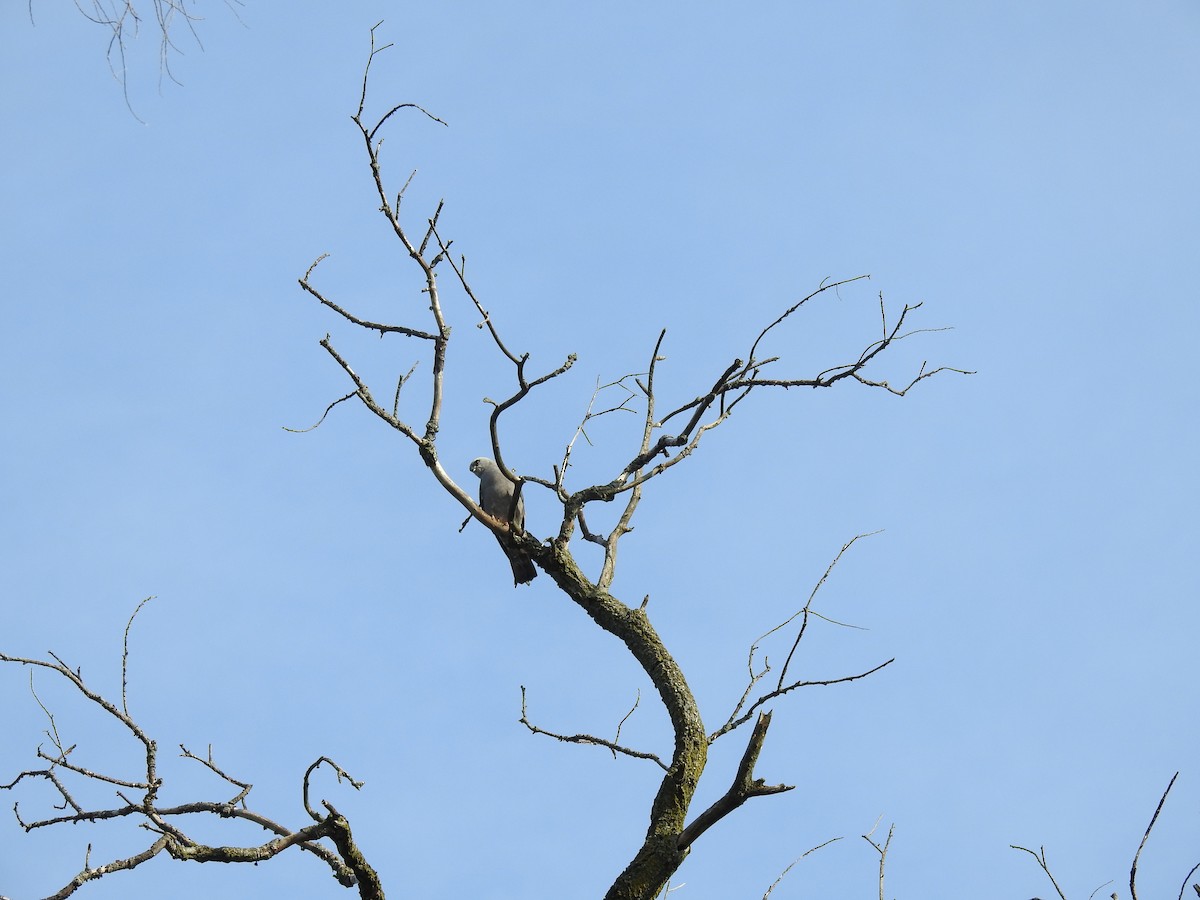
[519,686,667,770]
[714,532,882,741]
[1014,773,1195,900]
[1011,844,1069,900]
[0,610,373,897]
[66,0,216,120]
[760,837,843,899]
[1178,861,1200,900]
[677,712,793,852]
[284,28,970,900]
[1132,772,1179,900]
[862,819,895,900]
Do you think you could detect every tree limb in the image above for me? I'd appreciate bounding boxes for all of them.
[677,711,792,852]
[519,686,667,770]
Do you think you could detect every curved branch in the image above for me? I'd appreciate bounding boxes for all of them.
[535,546,706,900]
[1178,860,1200,900]
[303,757,365,823]
[357,23,448,140]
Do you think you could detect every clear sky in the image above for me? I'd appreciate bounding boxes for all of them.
[2,3,1198,899]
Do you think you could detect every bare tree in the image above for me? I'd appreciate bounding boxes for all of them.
[1,24,978,899]
[292,33,968,896]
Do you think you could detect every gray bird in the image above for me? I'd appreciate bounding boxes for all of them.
[469,457,537,585]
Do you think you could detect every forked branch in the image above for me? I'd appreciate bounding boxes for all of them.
[678,712,793,851]
[713,533,888,742]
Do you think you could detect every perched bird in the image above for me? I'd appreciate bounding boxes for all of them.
[469,457,537,585]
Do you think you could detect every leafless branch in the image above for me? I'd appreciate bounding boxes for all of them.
[34,746,148,790]
[710,534,886,742]
[594,333,666,591]
[773,533,879,691]
[678,711,793,851]
[121,595,154,717]
[1011,844,1069,900]
[303,756,366,822]
[611,690,642,760]
[1,650,160,806]
[558,372,645,497]
[298,266,439,341]
[318,336,419,443]
[660,293,972,428]
[519,686,666,770]
[761,837,843,899]
[27,669,70,768]
[393,361,420,416]
[42,836,170,900]
[746,274,871,366]
[420,233,577,483]
[285,26,969,900]
[282,391,358,433]
[179,744,250,801]
[356,22,447,135]
[67,0,215,121]
[1132,772,1179,900]
[862,819,895,900]
[711,659,894,743]
[559,288,970,522]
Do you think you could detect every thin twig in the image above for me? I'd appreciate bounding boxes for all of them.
[519,687,666,770]
[122,596,155,717]
[1011,844,1069,900]
[1132,772,1180,900]
[282,391,357,433]
[761,837,843,899]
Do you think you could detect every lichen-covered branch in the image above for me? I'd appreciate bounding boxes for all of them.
[677,712,793,852]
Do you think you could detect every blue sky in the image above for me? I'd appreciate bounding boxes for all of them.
[2,2,1198,898]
